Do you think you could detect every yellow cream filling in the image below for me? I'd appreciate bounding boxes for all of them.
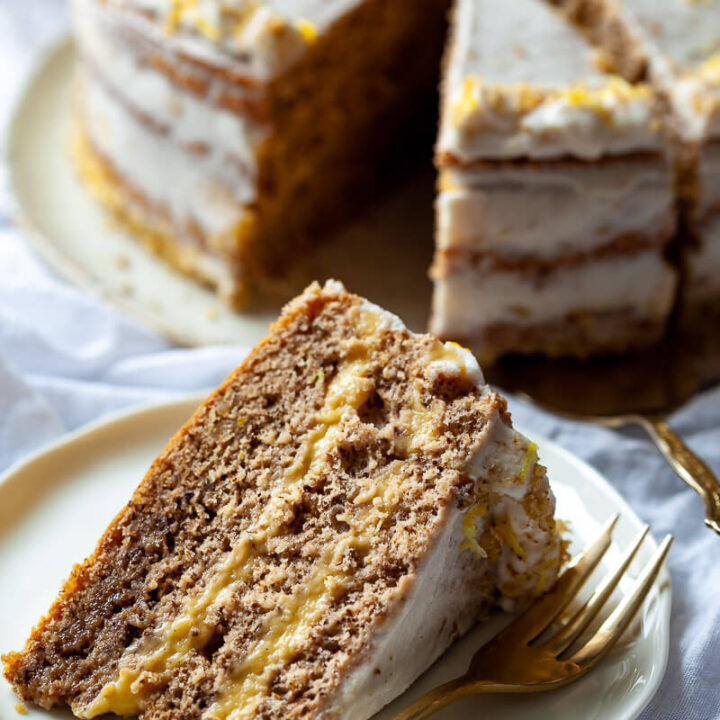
[459,503,488,557]
[83,311,465,719]
[518,442,538,484]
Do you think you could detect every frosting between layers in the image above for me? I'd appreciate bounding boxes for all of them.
[436,158,673,256]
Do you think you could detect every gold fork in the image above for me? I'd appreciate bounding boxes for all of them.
[393,515,673,720]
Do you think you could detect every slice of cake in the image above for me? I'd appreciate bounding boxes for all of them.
[71,0,449,306]
[431,0,677,363]
[2,281,563,719]
[562,0,720,318]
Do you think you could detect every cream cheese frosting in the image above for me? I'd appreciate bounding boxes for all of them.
[436,158,673,256]
[431,250,677,336]
[438,0,663,161]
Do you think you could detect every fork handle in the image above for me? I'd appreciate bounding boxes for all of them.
[391,677,498,720]
[635,416,720,535]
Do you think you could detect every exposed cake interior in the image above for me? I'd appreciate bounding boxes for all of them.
[3,281,563,720]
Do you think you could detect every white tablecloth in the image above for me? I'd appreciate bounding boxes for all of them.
[1,4,719,718]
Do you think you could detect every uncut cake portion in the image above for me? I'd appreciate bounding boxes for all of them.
[561,0,720,317]
[3,281,563,720]
[72,0,448,306]
[431,0,677,363]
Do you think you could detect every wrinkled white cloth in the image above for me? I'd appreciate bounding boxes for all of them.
[1,5,719,719]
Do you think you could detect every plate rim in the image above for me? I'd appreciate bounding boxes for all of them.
[0,393,671,720]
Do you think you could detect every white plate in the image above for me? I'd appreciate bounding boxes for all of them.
[0,395,670,720]
[7,37,436,347]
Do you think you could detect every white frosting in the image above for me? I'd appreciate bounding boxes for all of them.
[325,400,559,718]
[431,250,677,335]
[438,0,662,161]
[80,68,253,241]
[437,158,673,256]
[96,0,360,80]
[73,0,269,172]
[324,504,482,720]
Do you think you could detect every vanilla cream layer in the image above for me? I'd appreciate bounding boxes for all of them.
[74,0,268,172]
[431,251,676,337]
[437,157,673,255]
[438,0,662,162]
[80,68,252,245]
[77,287,557,720]
[99,0,359,81]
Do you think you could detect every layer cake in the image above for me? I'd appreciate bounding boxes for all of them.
[72,0,449,306]
[3,281,564,719]
[561,0,720,314]
[431,0,677,363]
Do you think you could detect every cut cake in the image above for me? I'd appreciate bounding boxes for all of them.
[72,0,449,306]
[431,0,677,363]
[3,281,564,720]
[556,0,720,316]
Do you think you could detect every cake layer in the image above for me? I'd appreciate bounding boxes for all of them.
[431,251,676,360]
[436,154,674,257]
[3,282,563,719]
[437,0,663,162]
[73,0,449,306]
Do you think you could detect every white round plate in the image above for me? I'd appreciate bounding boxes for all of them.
[0,395,670,720]
[7,37,435,347]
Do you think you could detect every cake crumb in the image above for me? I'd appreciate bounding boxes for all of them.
[14,703,28,715]
[206,306,219,321]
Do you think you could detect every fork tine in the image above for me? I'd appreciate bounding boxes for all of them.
[504,514,619,644]
[543,525,650,656]
[570,534,673,667]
